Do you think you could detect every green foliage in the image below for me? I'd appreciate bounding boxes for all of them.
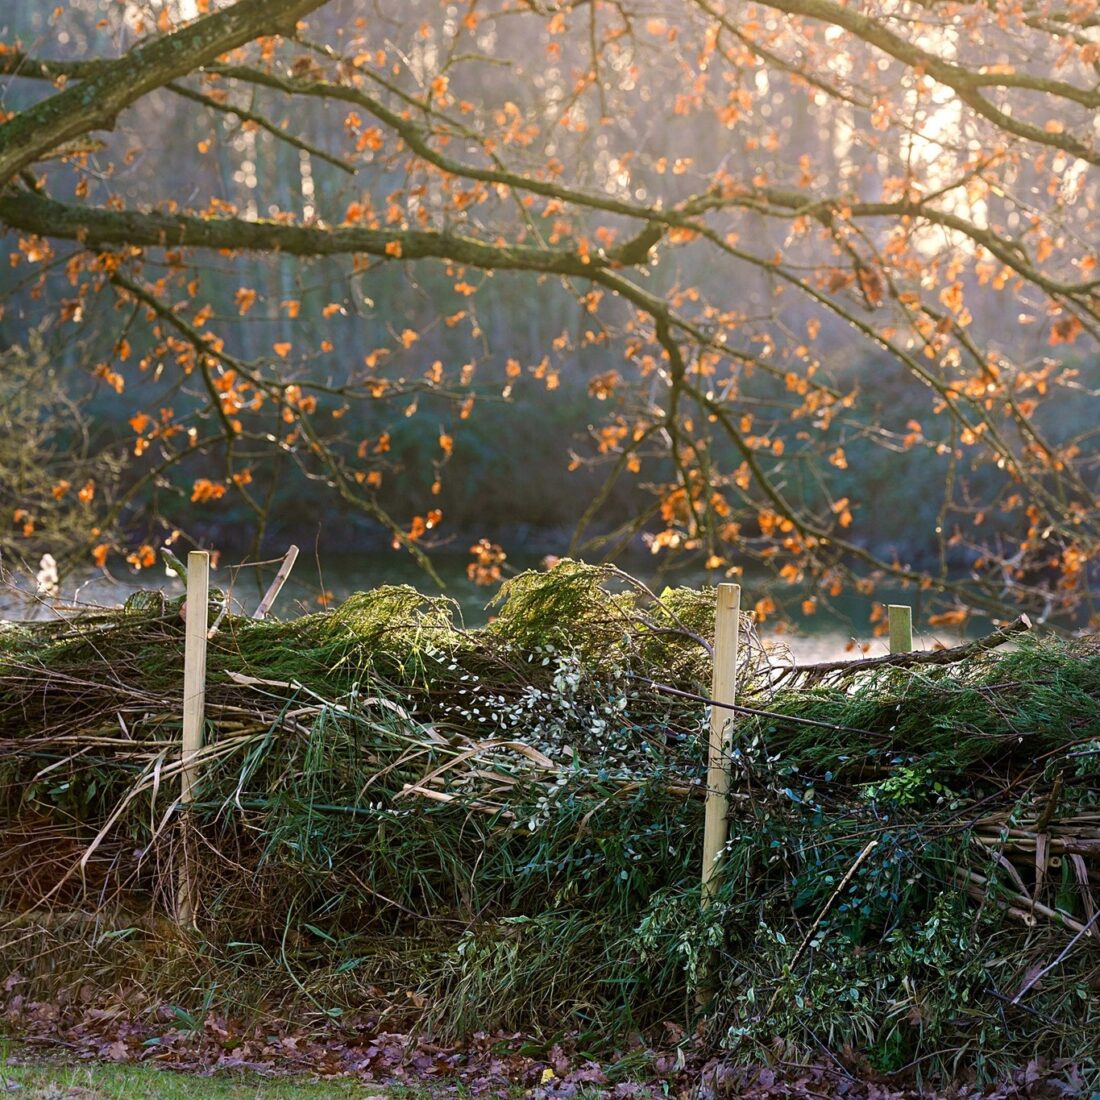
[2,565,1100,1083]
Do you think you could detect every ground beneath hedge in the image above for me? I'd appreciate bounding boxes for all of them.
[1,1007,1093,1100]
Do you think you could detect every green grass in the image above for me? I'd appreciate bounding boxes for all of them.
[0,1050,446,1099]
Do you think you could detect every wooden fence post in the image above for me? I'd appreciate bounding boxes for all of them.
[702,582,741,906]
[888,604,913,654]
[698,582,741,1008]
[178,550,209,927]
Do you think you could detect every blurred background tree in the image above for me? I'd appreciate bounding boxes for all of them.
[0,0,1097,626]
[0,330,122,577]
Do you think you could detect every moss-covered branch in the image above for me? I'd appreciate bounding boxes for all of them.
[0,0,326,185]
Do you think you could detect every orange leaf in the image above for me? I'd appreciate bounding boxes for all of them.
[928,608,968,627]
[191,478,227,504]
[1050,316,1082,346]
[126,544,156,570]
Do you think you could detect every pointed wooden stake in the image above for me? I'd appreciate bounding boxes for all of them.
[178,550,209,927]
[698,582,741,1009]
[702,583,741,905]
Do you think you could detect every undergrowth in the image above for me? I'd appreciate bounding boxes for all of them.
[1,560,1098,1085]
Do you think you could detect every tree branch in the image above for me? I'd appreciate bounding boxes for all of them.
[166,81,355,174]
[0,0,328,186]
[0,187,603,277]
[741,0,1100,163]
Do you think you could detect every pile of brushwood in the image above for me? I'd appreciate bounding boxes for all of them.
[1,560,1099,1085]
